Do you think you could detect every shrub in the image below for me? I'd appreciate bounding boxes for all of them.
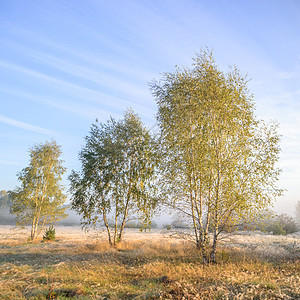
[163,224,172,230]
[126,221,140,228]
[43,226,56,241]
[270,222,287,235]
[277,214,298,234]
[171,219,188,229]
[266,214,297,235]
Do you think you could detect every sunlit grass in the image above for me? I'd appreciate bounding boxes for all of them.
[0,226,299,299]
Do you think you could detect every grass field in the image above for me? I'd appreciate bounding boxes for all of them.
[0,226,299,299]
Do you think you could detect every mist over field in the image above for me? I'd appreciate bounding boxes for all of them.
[0,208,15,225]
[0,205,174,228]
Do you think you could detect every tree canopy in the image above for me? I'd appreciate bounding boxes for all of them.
[151,50,282,263]
[11,140,67,240]
[70,109,158,245]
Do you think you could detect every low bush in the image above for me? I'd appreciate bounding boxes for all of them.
[171,219,189,229]
[266,214,297,235]
[43,226,56,241]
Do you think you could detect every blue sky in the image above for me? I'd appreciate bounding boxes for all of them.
[0,0,299,216]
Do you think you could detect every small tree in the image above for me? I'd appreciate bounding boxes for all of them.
[151,50,282,263]
[70,109,158,245]
[11,141,67,240]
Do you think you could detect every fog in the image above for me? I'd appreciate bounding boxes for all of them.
[0,208,15,225]
[0,207,174,228]
[1,206,297,230]
[0,207,82,226]
[57,208,81,226]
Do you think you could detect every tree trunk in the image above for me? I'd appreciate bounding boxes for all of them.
[210,233,218,264]
[113,202,118,246]
[118,172,132,243]
[103,210,112,246]
[31,219,38,240]
[190,196,199,249]
[30,221,35,240]
[209,153,221,264]
[118,199,129,242]
[37,218,46,238]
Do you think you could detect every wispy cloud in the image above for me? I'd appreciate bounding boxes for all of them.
[2,41,153,101]
[0,87,117,120]
[3,28,157,82]
[0,60,155,117]
[0,160,20,166]
[0,114,55,135]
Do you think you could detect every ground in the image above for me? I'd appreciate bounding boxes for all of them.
[0,226,299,299]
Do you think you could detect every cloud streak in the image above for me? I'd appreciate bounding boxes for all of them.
[2,40,153,101]
[0,87,117,121]
[0,60,155,118]
[0,114,55,135]
[3,28,157,82]
[0,160,20,166]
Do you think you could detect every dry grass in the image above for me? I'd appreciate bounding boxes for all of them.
[0,226,299,299]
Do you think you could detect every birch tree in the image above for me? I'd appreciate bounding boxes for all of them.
[11,141,67,240]
[151,50,282,263]
[70,109,158,245]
